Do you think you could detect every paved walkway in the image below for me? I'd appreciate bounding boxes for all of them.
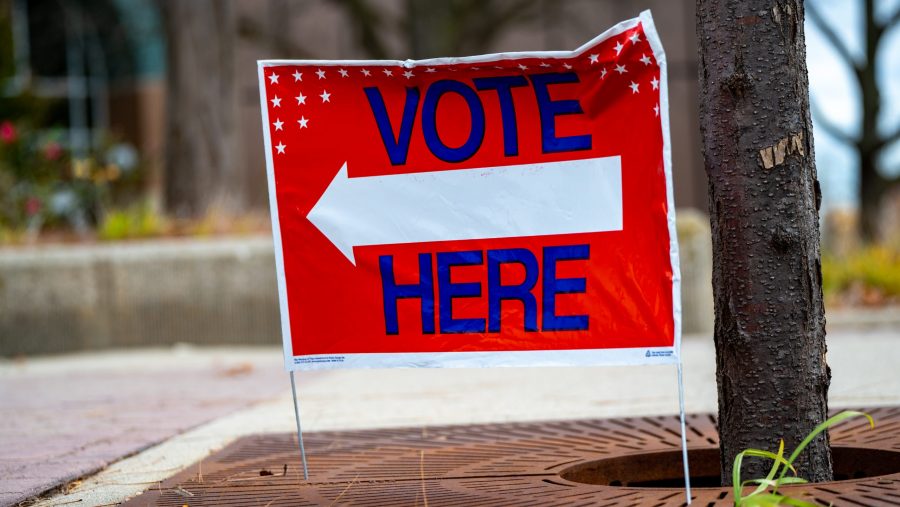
[3,327,899,507]
[0,347,289,506]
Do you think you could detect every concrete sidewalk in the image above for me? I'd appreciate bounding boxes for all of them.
[5,327,900,507]
[0,347,291,506]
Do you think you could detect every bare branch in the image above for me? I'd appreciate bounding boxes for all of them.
[884,6,900,31]
[810,98,857,146]
[806,1,861,70]
[874,124,900,152]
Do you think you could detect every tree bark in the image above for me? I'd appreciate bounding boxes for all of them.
[159,0,242,217]
[696,0,832,485]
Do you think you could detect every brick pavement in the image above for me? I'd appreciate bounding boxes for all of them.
[0,347,288,506]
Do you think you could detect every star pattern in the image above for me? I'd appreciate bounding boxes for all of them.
[263,25,663,159]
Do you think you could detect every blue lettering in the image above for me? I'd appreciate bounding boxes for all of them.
[437,250,486,333]
[473,76,528,157]
[422,80,485,163]
[529,73,592,154]
[542,244,589,331]
[487,248,539,332]
[379,253,435,334]
[364,86,419,165]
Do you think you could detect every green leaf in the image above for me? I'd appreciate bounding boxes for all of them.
[778,411,874,484]
[733,446,796,502]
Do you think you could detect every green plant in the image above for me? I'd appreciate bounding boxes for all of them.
[98,203,166,241]
[822,246,900,305]
[732,411,874,506]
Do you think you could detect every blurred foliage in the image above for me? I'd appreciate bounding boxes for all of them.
[0,118,146,243]
[822,246,900,306]
[98,202,166,241]
[0,0,148,244]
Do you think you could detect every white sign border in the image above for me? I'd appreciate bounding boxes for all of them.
[258,10,681,372]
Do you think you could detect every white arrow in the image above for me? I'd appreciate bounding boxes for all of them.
[307,156,623,265]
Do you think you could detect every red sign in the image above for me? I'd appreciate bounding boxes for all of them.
[259,11,680,370]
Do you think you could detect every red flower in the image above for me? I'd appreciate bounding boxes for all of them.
[25,197,42,216]
[43,141,63,161]
[0,121,16,144]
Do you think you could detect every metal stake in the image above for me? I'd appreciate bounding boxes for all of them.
[677,362,692,504]
[290,371,309,480]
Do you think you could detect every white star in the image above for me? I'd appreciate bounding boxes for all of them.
[275,142,286,154]
[600,68,607,78]
[320,90,331,102]
[654,103,660,117]
[295,92,306,105]
[361,68,371,76]
[629,32,641,44]
[494,66,503,70]
[425,68,436,73]
[272,118,283,131]
[472,67,480,71]
[589,54,599,64]
[614,64,627,74]
[630,81,639,94]
[614,41,624,55]
[640,54,652,66]
[316,69,326,79]
[339,68,349,77]
[298,116,309,128]
[651,76,660,90]
[292,70,302,82]
[563,62,572,70]
[540,62,551,68]
[383,68,393,76]
[268,73,279,84]
[518,63,528,71]
[403,70,414,79]
[270,95,281,107]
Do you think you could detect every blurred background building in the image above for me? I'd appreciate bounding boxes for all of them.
[1,0,897,356]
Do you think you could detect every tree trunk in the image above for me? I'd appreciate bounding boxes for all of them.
[696,0,832,485]
[159,0,242,217]
[857,0,883,243]
[858,150,885,241]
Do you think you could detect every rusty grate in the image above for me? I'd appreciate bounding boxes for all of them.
[123,407,900,506]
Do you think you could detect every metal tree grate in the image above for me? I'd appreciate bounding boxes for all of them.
[123,407,900,506]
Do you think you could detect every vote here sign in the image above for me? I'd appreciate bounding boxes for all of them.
[258,11,680,371]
